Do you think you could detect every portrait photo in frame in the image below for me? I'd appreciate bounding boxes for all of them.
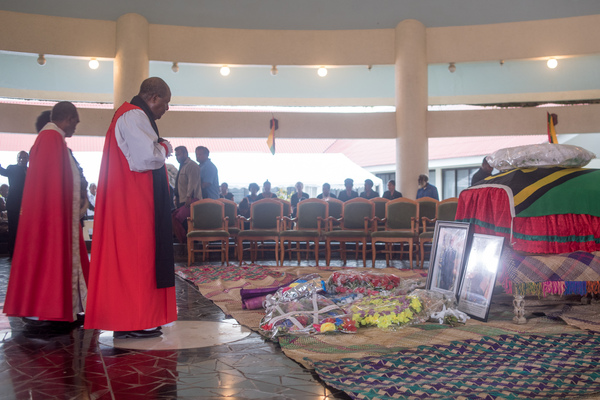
[457,233,505,322]
[425,221,472,299]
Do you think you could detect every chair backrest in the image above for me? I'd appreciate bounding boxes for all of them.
[385,198,419,230]
[417,196,438,232]
[190,199,225,230]
[327,198,343,220]
[370,197,389,220]
[217,197,238,228]
[341,198,375,230]
[277,199,292,217]
[296,198,329,229]
[250,198,283,230]
[437,197,458,221]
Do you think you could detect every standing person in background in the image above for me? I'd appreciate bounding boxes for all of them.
[172,146,200,243]
[338,178,358,202]
[290,181,309,217]
[0,151,28,257]
[86,183,96,219]
[195,146,219,200]
[220,182,234,201]
[416,174,439,200]
[4,102,88,332]
[317,183,337,200]
[360,179,379,200]
[382,180,403,200]
[85,77,176,339]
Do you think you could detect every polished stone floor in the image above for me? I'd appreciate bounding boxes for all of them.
[0,253,407,400]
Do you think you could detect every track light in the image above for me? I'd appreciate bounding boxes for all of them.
[448,62,456,73]
[89,58,99,70]
[270,65,278,76]
[171,62,179,73]
[37,54,46,66]
[220,65,230,76]
[317,66,328,77]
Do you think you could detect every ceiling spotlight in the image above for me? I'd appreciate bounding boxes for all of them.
[270,65,278,76]
[317,66,328,77]
[448,62,456,73]
[89,58,99,70]
[171,62,179,73]
[500,60,505,66]
[547,58,558,69]
[367,65,373,71]
[37,54,46,66]
[220,65,230,76]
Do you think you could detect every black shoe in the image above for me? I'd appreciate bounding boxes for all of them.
[113,329,163,339]
[21,318,77,333]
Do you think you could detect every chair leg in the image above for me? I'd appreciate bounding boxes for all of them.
[326,239,331,266]
[314,240,319,266]
[362,240,366,267]
[187,238,193,266]
[408,239,413,270]
[371,241,376,267]
[238,238,244,265]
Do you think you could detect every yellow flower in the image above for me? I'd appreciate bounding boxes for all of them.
[410,297,422,312]
[398,311,409,323]
[320,322,336,332]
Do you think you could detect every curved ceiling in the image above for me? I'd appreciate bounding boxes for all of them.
[1,0,600,30]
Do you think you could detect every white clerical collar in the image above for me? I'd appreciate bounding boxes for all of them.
[41,122,67,139]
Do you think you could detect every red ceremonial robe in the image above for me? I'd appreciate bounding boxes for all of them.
[3,127,89,321]
[84,102,176,331]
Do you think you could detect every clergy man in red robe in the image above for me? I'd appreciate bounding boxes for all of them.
[85,77,176,339]
[4,102,89,330]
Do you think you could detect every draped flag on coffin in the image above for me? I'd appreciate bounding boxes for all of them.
[473,167,600,217]
[456,167,600,254]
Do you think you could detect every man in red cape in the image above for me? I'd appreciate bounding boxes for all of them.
[85,77,177,339]
[3,102,89,330]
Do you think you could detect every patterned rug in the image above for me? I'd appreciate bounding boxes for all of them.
[313,331,600,399]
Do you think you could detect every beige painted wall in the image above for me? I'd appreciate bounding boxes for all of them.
[0,10,599,139]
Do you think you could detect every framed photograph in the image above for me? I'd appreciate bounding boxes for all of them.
[426,221,472,299]
[457,233,505,322]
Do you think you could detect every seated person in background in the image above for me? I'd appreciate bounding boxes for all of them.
[338,178,358,202]
[290,181,309,217]
[238,182,260,218]
[360,179,380,199]
[317,182,337,200]
[416,174,439,200]
[219,182,234,201]
[257,180,277,200]
[382,179,403,200]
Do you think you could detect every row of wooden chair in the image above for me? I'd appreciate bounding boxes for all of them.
[186,196,458,268]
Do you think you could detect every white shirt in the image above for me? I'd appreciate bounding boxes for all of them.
[115,109,166,172]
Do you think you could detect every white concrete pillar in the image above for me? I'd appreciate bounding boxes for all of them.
[114,13,149,108]
[394,19,428,199]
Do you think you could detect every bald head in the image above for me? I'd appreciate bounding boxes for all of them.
[138,77,171,120]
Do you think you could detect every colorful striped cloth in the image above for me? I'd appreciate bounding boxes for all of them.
[456,167,600,254]
[498,250,600,297]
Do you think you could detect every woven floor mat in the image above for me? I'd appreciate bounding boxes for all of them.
[312,331,600,399]
[175,263,594,371]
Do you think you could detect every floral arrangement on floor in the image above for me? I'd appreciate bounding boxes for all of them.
[326,270,402,296]
[349,293,427,330]
[260,291,355,338]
